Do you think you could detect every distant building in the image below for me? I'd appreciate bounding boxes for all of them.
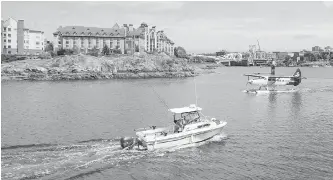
[266,52,276,60]
[53,22,175,55]
[324,46,332,52]
[273,52,288,60]
[312,46,321,52]
[1,17,45,55]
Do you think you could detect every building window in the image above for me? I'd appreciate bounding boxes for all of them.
[4,46,6,48]
[8,34,11,37]
[3,27,6,31]
[65,41,69,45]
[8,51,11,54]
[4,40,6,42]
[88,39,92,48]
[8,40,11,43]
[8,28,11,31]
[36,42,40,45]
[4,34,6,37]
[110,41,113,48]
[8,45,11,48]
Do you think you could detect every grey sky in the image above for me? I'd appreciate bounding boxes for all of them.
[2,1,333,53]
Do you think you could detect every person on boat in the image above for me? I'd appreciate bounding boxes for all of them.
[174,118,184,133]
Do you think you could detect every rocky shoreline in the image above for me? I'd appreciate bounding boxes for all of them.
[1,54,217,81]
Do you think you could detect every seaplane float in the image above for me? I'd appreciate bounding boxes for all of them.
[243,61,306,94]
[120,104,227,151]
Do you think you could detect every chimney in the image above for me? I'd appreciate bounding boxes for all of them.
[1,19,4,54]
[17,20,24,55]
[129,24,133,32]
[123,24,128,37]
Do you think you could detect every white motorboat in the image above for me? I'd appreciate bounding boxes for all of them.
[120,104,227,151]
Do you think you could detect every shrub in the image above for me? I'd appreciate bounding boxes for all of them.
[57,49,66,56]
[38,53,52,59]
[87,46,99,57]
[113,49,122,54]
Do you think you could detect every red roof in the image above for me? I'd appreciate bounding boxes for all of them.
[54,25,125,37]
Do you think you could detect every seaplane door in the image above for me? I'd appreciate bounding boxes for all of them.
[267,77,276,86]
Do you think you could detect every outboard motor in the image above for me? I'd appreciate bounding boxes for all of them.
[120,137,147,150]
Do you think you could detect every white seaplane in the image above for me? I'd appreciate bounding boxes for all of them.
[243,62,306,94]
[120,104,227,151]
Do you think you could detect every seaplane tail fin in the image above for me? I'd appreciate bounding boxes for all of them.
[293,68,301,78]
[293,68,302,85]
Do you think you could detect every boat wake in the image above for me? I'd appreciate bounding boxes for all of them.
[243,86,333,95]
[242,89,298,94]
[1,139,150,180]
[1,134,228,180]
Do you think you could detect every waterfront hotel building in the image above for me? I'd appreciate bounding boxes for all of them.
[53,22,175,55]
[1,18,45,55]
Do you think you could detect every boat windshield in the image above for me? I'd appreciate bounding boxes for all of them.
[173,111,201,125]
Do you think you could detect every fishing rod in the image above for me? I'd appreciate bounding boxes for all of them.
[148,84,170,110]
[194,76,198,106]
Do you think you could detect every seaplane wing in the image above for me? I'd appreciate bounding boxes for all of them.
[243,74,266,78]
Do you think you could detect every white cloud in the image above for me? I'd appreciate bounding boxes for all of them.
[323,1,333,8]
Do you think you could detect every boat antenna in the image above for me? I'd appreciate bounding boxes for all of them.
[194,77,198,106]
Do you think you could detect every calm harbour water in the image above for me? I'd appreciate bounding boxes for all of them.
[1,67,333,180]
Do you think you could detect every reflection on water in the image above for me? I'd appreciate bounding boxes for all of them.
[291,92,302,117]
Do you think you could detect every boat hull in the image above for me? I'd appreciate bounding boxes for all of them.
[142,122,226,151]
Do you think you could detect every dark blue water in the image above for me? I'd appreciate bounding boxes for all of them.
[2,67,333,180]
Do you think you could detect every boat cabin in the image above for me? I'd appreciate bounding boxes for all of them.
[169,104,203,132]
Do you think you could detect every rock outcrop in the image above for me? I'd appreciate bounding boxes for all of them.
[1,53,214,81]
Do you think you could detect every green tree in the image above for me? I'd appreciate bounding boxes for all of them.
[174,46,187,58]
[102,45,110,55]
[284,55,291,66]
[45,43,54,52]
[73,45,80,54]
